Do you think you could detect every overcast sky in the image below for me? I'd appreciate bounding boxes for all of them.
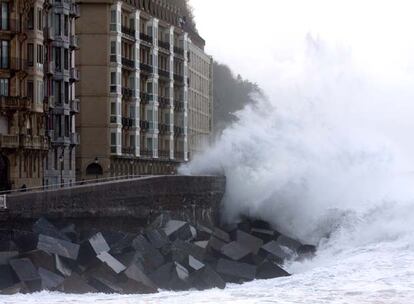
[190,0,414,169]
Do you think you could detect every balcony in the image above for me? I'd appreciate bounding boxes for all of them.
[0,134,19,149]
[158,150,170,159]
[122,147,136,155]
[158,96,171,108]
[140,63,153,74]
[122,117,134,128]
[0,96,32,112]
[70,133,80,146]
[140,33,153,44]
[70,98,80,113]
[174,100,184,111]
[158,123,171,135]
[174,74,184,83]
[122,57,135,70]
[45,61,55,75]
[122,87,134,99]
[43,26,55,41]
[158,40,170,50]
[20,135,49,150]
[70,3,80,18]
[174,126,185,136]
[70,68,80,81]
[70,35,79,49]
[174,46,184,57]
[140,120,150,131]
[158,69,170,79]
[140,92,151,104]
[140,149,153,157]
[52,135,71,146]
[121,26,136,39]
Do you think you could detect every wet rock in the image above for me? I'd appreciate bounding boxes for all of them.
[96,251,126,274]
[38,267,65,290]
[256,260,290,279]
[37,234,80,260]
[236,230,263,254]
[124,262,157,290]
[220,241,251,261]
[189,255,205,271]
[276,235,302,251]
[261,240,292,262]
[9,258,41,292]
[190,265,226,290]
[216,258,256,281]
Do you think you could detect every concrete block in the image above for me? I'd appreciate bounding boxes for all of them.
[124,263,156,290]
[262,240,291,261]
[37,234,80,260]
[189,255,205,271]
[256,260,290,280]
[189,265,226,290]
[89,233,111,255]
[207,236,227,253]
[194,240,209,249]
[171,239,205,263]
[0,251,18,265]
[213,228,231,243]
[251,228,278,243]
[0,264,19,290]
[109,234,135,255]
[236,230,264,254]
[175,262,190,281]
[59,273,97,294]
[132,235,165,270]
[164,220,193,241]
[55,255,72,277]
[9,258,41,292]
[216,258,256,281]
[149,213,171,230]
[220,241,251,261]
[33,217,70,241]
[88,276,124,294]
[21,250,55,272]
[145,229,169,249]
[60,224,78,242]
[276,235,302,251]
[148,262,174,289]
[96,251,126,274]
[38,267,65,290]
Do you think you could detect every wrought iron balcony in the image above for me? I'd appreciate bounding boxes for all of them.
[70,98,80,113]
[174,46,184,56]
[140,120,150,130]
[158,150,171,159]
[174,74,184,83]
[158,96,171,108]
[20,135,49,150]
[140,149,153,157]
[140,33,153,44]
[158,123,171,135]
[70,35,79,49]
[122,147,136,155]
[122,87,134,98]
[0,134,19,149]
[121,26,136,38]
[174,126,185,136]
[0,96,32,112]
[122,57,135,69]
[174,100,184,111]
[140,63,153,73]
[122,117,134,128]
[70,68,80,81]
[158,69,170,78]
[140,92,151,104]
[158,40,170,50]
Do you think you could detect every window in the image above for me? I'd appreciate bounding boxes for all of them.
[64,15,68,36]
[110,72,117,92]
[37,44,43,64]
[110,132,117,153]
[37,9,43,31]
[54,47,61,71]
[27,43,34,66]
[0,40,8,69]
[0,78,8,96]
[28,8,34,30]
[64,82,69,103]
[110,10,116,31]
[27,81,34,101]
[64,49,68,70]
[55,81,61,104]
[0,2,9,31]
[54,13,61,36]
[65,116,69,137]
[36,80,43,104]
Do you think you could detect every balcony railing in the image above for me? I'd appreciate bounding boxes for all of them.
[70,35,79,49]
[158,40,170,50]
[140,149,153,157]
[70,133,80,146]
[70,98,80,113]
[122,87,134,98]
[174,46,184,56]
[70,3,81,18]
[140,63,153,73]
[121,26,136,38]
[140,33,153,44]
[122,57,135,69]
[158,96,171,108]
[0,96,32,112]
[158,150,171,159]
[174,126,185,136]
[158,123,171,134]
[70,68,80,81]
[140,92,151,104]
[174,100,184,111]
[20,135,49,150]
[122,147,136,155]
[140,120,150,130]
[122,117,134,128]
[0,134,19,149]
[158,69,170,78]
[174,74,184,83]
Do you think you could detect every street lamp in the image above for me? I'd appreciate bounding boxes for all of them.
[59,155,64,188]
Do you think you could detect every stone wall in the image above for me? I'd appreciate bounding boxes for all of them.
[1,175,226,232]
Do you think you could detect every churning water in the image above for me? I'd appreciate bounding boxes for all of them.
[3,37,414,303]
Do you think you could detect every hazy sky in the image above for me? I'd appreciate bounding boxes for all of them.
[190,0,414,91]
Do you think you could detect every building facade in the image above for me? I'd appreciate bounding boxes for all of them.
[43,0,80,188]
[76,0,190,179]
[0,0,79,192]
[0,0,49,191]
[187,37,213,159]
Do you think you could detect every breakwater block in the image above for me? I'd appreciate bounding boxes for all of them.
[0,216,316,294]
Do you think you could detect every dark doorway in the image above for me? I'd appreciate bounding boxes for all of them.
[0,154,10,191]
[86,163,103,177]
